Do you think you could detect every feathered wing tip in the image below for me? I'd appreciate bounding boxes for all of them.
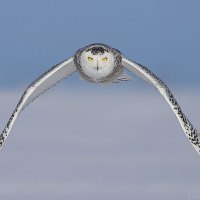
[0,112,17,148]
[0,99,22,148]
[0,130,7,147]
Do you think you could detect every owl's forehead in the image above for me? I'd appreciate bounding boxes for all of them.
[85,46,110,55]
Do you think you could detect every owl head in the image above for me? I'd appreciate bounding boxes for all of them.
[74,43,122,83]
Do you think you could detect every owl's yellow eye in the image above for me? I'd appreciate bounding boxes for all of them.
[102,57,108,61]
[87,57,93,61]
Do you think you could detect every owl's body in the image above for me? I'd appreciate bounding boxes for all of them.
[0,43,200,156]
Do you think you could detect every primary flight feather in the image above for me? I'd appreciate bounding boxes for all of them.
[0,43,200,156]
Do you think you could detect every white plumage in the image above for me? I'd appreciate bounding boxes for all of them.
[80,50,115,79]
[0,43,200,156]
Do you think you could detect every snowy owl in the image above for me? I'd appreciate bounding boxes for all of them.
[0,43,200,156]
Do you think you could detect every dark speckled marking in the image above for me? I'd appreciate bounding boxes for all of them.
[86,46,109,55]
[135,62,200,153]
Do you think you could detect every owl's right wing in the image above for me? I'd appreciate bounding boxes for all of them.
[0,57,77,148]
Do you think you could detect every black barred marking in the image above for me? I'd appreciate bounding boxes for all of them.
[86,46,109,55]
[0,133,5,147]
[6,109,18,130]
[166,90,200,146]
[137,62,200,149]
[0,134,4,141]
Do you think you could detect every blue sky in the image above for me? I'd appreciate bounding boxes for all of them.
[0,0,200,88]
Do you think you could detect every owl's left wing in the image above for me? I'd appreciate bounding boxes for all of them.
[122,56,200,156]
[0,57,76,149]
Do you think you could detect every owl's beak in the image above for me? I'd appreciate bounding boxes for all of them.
[96,61,99,71]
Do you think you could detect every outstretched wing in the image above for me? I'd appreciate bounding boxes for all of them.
[122,56,200,156]
[0,57,76,148]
